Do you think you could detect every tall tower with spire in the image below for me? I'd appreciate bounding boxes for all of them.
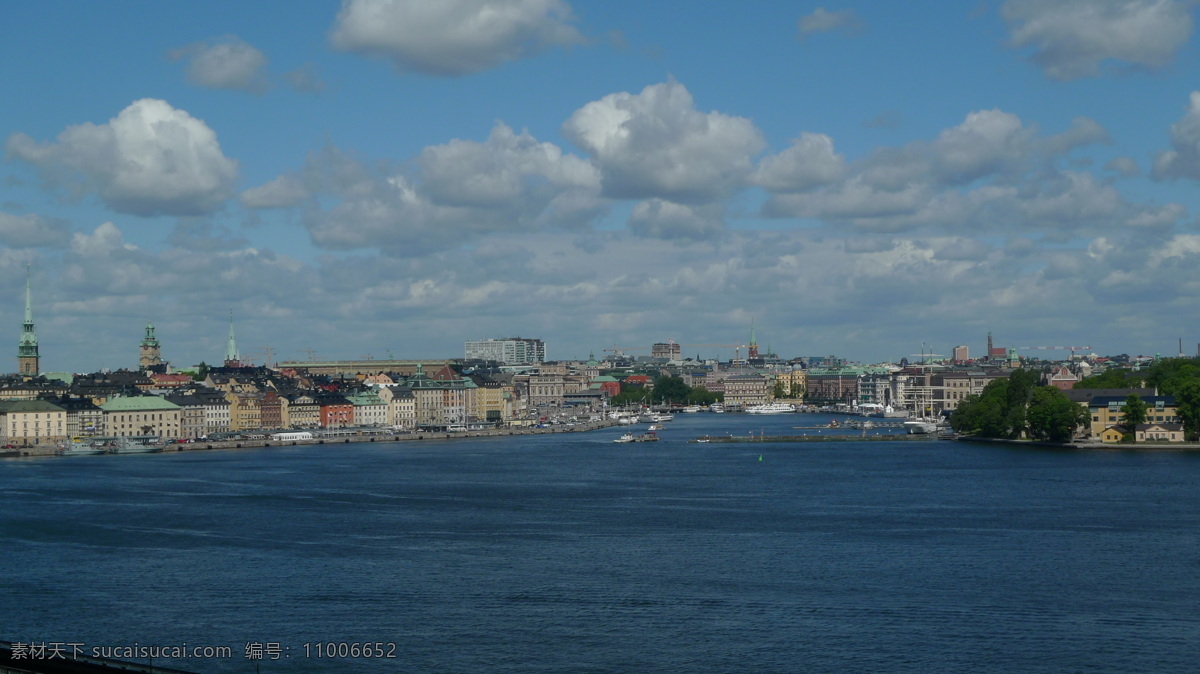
[139,321,162,371]
[224,311,241,368]
[17,265,39,376]
[748,318,759,360]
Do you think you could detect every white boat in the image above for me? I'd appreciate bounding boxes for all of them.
[647,423,663,431]
[746,403,796,414]
[902,418,938,434]
[709,403,725,413]
[680,405,702,413]
[613,433,635,443]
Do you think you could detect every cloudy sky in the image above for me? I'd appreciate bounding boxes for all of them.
[4,1,1200,372]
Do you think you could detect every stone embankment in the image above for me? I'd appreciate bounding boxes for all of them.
[6,419,621,458]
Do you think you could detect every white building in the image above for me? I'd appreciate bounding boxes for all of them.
[465,338,546,365]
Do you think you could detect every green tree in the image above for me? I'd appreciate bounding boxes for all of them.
[1120,394,1148,432]
[1027,386,1089,442]
[772,380,787,399]
[193,361,209,381]
[1174,380,1200,441]
[650,375,690,404]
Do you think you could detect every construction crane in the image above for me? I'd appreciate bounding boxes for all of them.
[603,345,646,357]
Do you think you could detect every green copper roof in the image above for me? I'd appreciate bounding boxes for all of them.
[100,396,182,412]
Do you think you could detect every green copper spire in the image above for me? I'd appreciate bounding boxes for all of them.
[17,264,39,375]
[224,311,239,363]
[141,321,159,348]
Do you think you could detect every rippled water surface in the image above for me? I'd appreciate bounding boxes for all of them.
[2,413,1199,672]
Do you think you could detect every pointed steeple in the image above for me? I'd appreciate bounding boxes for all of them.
[748,317,759,359]
[17,264,39,376]
[224,311,240,366]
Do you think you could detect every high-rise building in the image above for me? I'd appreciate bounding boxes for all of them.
[17,266,39,376]
[139,321,162,371]
[464,338,546,365]
[953,345,969,364]
[748,319,759,360]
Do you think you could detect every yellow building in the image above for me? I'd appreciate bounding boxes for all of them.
[0,400,67,446]
[1087,395,1179,439]
[225,392,262,432]
[99,396,181,439]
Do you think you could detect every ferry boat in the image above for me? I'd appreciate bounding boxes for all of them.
[613,432,659,443]
[746,403,796,414]
[709,403,725,413]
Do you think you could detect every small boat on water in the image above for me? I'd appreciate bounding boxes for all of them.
[681,405,702,413]
[709,403,725,413]
[614,431,659,443]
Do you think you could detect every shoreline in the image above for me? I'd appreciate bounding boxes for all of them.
[4,419,622,459]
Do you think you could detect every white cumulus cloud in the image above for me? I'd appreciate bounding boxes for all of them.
[562,80,765,203]
[1002,0,1193,80]
[5,99,238,217]
[753,133,846,192]
[329,0,582,76]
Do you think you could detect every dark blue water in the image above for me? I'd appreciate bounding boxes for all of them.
[2,413,1199,672]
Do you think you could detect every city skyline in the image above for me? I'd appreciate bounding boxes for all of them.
[4,2,1200,372]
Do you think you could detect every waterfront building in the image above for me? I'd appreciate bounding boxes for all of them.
[386,388,416,429]
[468,376,511,424]
[163,393,209,439]
[100,396,181,439]
[1135,422,1184,442]
[933,369,1007,413]
[1087,395,1179,439]
[806,367,867,405]
[0,400,66,446]
[259,390,290,430]
[286,394,321,429]
[777,369,807,400]
[316,394,354,428]
[225,392,262,432]
[346,389,388,427]
[526,373,567,408]
[722,374,770,407]
[54,396,104,438]
[139,322,162,371]
[16,267,39,376]
[465,338,546,365]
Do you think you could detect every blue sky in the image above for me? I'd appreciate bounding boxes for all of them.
[4,0,1200,372]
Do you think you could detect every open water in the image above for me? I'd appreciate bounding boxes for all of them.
[2,413,1199,672]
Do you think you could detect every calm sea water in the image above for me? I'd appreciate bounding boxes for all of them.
[2,413,1198,672]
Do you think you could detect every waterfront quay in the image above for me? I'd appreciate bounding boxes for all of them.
[8,419,620,458]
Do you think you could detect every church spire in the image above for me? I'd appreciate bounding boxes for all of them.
[748,317,759,359]
[17,264,39,376]
[224,310,240,367]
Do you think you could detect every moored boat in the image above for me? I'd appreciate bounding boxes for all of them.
[746,403,796,414]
